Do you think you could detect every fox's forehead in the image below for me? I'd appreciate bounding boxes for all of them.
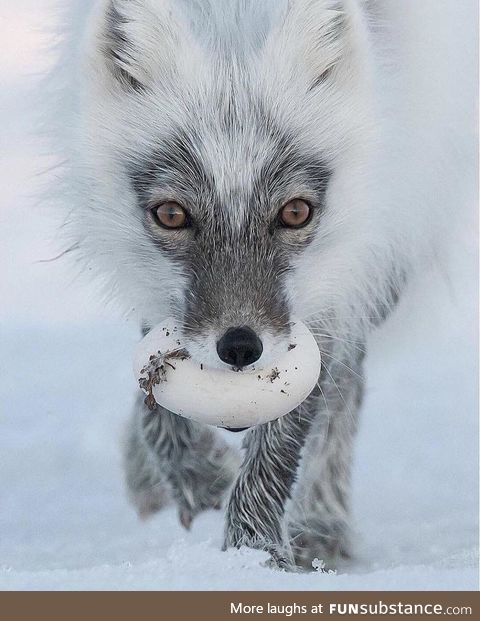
[130,86,330,224]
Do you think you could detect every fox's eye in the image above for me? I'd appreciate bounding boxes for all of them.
[151,202,189,229]
[279,199,312,228]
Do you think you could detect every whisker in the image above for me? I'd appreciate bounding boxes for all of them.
[322,364,355,426]
[315,380,332,445]
[310,331,367,354]
[320,351,364,381]
[35,243,80,264]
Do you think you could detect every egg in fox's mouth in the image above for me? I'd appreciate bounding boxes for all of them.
[134,318,321,429]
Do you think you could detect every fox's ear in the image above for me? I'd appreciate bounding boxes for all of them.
[262,0,368,90]
[99,0,186,91]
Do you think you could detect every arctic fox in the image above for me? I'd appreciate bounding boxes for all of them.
[48,0,476,569]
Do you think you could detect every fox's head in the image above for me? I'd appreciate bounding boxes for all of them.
[63,0,381,368]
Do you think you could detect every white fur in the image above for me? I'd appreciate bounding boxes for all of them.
[44,0,477,340]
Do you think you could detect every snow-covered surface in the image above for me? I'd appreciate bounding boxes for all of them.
[0,0,478,590]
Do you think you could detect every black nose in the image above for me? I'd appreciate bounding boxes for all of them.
[216,327,263,368]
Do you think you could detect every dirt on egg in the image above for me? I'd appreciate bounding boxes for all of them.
[139,348,190,411]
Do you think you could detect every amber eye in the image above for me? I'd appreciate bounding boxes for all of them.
[151,202,189,229]
[279,199,312,228]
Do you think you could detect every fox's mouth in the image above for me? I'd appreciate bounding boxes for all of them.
[223,426,249,433]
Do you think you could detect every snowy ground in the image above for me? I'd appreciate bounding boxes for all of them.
[0,0,478,590]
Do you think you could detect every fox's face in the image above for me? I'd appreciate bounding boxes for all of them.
[130,104,332,368]
[69,0,378,367]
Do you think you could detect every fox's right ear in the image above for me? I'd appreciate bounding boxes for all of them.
[95,0,188,91]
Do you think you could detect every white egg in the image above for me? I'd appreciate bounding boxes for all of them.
[133,318,321,429]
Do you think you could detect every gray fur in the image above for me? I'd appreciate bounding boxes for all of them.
[223,396,322,568]
[125,394,241,528]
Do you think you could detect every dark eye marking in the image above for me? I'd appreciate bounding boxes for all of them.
[251,125,331,211]
[129,127,215,211]
[128,113,330,255]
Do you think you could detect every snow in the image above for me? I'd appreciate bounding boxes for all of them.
[0,0,478,591]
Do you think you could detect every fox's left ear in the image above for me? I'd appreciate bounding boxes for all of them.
[94,0,193,91]
[261,0,370,90]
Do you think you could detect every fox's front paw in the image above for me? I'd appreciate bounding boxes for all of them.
[223,494,294,571]
[224,524,294,571]
[129,481,171,520]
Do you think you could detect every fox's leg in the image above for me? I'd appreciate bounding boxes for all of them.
[288,348,365,571]
[124,397,171,519]
[223,344,364,571]
[223,395,321,569]
[125,394,240,528]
